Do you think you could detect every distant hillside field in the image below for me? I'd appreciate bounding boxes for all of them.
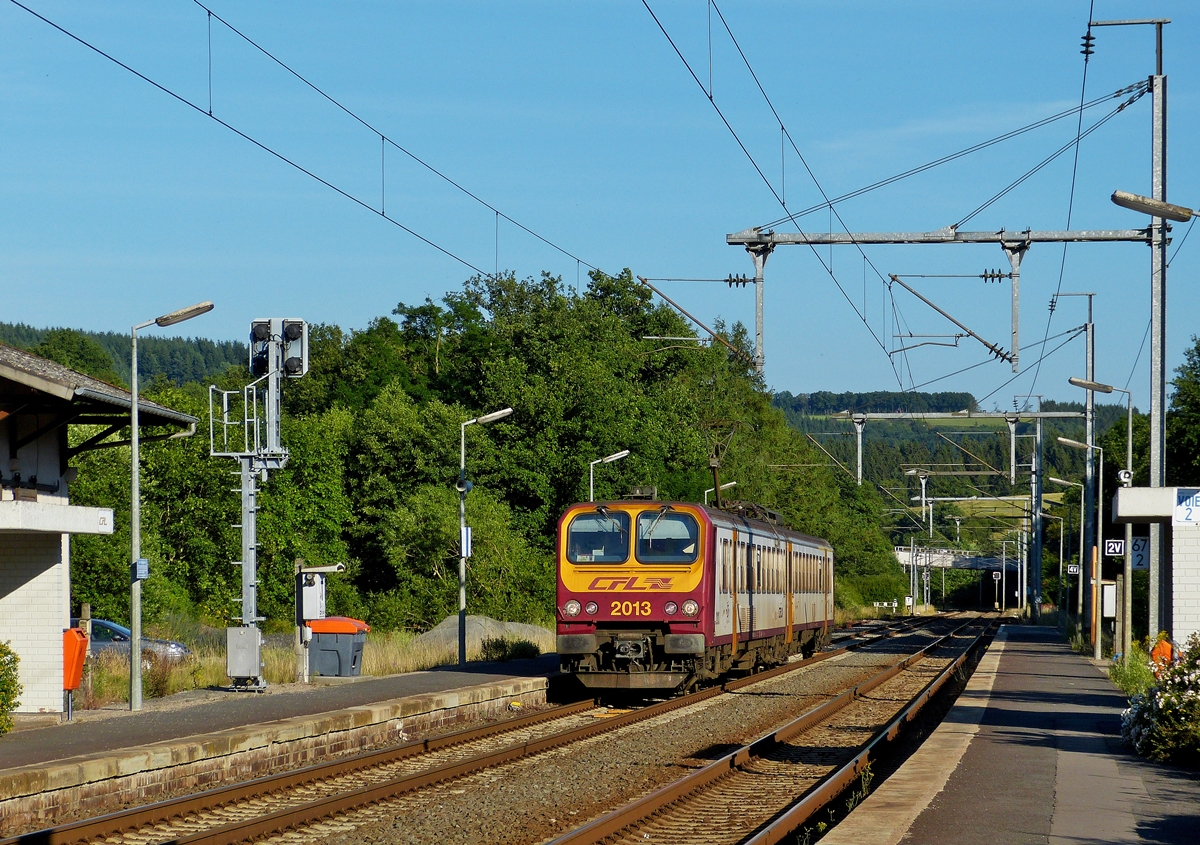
[0,322,246,386]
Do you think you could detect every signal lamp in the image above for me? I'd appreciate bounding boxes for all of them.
[251,322,271,342]
[284,356,304,375]
[664,602,678,615]
[283,322,304,341]
[584,601,598,615]
[682,600,699,617]
[564,600,581,617]
[251,352,269,377]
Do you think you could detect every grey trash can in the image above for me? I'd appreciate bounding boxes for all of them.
[306,617,369,677]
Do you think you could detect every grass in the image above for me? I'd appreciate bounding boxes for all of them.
[1110,642,1156,697]
[77,622,553,709]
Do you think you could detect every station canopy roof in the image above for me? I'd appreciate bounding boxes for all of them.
[0,342,196,460]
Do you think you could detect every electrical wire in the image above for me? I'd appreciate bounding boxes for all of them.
[8,0,496,278]
[643,0,904,389]
[976,326,1085,407]
[190,1,597,273]
[758,80,1146,230]
[1120,217,1195,392]
[1022,2,1096,408]
[952,93,1143,230]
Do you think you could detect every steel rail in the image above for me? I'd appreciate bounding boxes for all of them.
[6,614,942,845]
[547,616,988,845]
[2,700,600,845]
[157,617,943,845]
[743,617,997,844]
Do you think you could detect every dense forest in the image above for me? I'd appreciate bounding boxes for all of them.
[37,270,908,632]
[16,274,1200,634]
[0,322,245,386]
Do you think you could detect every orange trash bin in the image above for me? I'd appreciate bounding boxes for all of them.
[64,628,88,691]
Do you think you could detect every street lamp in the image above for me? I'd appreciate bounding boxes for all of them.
[704,481,736,506]
[1042,512,1066,623]
[1111,188,1193,636]
[458,407,512,667]
[1110,190,1193,223]
[1057,437,1104,660]
[589,449,630,502]
[1070,376,1135,659]
[130,300,213,711]
[1048,476,1086,627]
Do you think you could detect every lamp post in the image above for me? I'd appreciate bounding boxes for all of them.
[1042,512,1065,622]
[589,449,630,502]
[458,407,513,667]
[1049,476,1086,626]
[130,300,213,711]
[704,481,736,506]
[1058,438,1104,659]
[1070,376,1135,658]
[1111,191,1194,636]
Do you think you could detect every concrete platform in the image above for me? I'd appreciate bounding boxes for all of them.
[0,655,561,833]
[823,625,1200,845]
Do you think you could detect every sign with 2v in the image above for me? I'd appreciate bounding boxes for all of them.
[1105,539,1125,557]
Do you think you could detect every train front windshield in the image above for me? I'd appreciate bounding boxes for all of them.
[635,511,699,563]
[566,511,631,563]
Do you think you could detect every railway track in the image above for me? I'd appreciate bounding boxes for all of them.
[6,614,951,845]
[548,615,995,845]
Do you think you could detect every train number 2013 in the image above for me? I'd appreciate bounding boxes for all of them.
[611,600,652,617]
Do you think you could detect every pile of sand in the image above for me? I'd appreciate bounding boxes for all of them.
[414,614,554,657]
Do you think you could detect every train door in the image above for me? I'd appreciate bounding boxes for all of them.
[714,528,734,641]
[785,542,794,643]
[737,539,750,642]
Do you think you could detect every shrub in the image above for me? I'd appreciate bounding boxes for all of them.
[1121,633,1200,764]
[480,637,541,662]
[0,640,21,734]
[1110,643,1156,697]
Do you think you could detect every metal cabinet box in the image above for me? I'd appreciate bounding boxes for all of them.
[226,626,262,679]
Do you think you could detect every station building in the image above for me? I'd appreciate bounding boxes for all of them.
[0,342,195,713]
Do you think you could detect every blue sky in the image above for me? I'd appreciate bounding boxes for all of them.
[2,1,1196,411]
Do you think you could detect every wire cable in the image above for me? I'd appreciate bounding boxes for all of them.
[190,1,597,272]
[9,0,495,277]
[1022,2,1096,408]
[758,80,1146,230]
[643,0,904,389]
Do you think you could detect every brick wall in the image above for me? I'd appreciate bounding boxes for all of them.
[0,532,64,713]
[1173,524,1200,646]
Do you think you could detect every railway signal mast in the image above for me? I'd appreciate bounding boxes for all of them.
[210,318,309,688]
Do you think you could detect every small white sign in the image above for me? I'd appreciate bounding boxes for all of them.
[992,571,1002,581]
[904,595,914,606]
[1132,537,1149,571]
[1173,488,1200,527]
[1105,539,1125,556]
[1067,564,1080,575]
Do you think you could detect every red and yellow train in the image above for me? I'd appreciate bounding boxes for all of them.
[556,496,833,692]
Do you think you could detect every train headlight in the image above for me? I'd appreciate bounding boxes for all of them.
[682,600,699,617]
[584,601,598,615]
[564,600,581,617]
[664,601,678,615]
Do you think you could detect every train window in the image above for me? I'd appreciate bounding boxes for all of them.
[635,511,700,563]
[566,511,630,563]
[721,539,731,594]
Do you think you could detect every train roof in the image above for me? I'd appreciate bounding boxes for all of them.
[701,504,831,548]
[567,498,830,549]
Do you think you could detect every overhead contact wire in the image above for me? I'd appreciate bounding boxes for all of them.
[10,0,493,277]
[189,0,596,272]
[643,0,902,387]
